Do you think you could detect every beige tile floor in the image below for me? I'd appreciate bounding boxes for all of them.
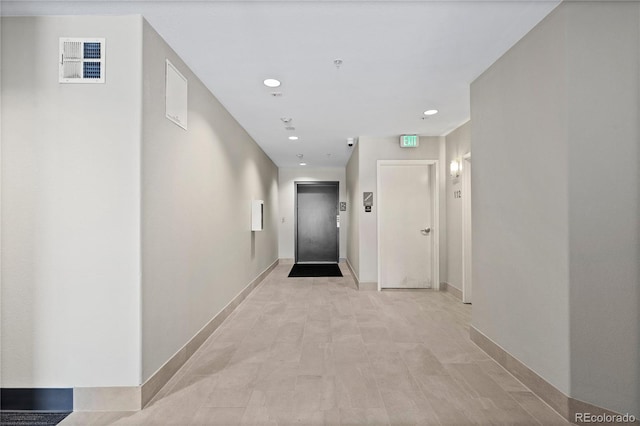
[61,263,569,425]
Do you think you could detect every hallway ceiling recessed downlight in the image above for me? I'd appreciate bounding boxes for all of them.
[299,162,307,166]
[423,109,439,116]
[8,1,562,168]
[263,78,281,88]
[289,136,299,141]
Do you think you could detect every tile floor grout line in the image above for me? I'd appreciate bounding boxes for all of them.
[60,263,571,426]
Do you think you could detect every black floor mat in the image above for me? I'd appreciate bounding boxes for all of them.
[288,263,343,277]
[0,412,71,426]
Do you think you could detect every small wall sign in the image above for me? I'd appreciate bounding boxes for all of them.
[363,192,373,207]
[340,202,347,211]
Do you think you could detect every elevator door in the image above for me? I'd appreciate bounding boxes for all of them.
[295,182,339,263]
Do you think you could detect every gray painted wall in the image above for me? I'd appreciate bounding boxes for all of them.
[565,2,639,415]
[444,122,471,292]
[471,2,639,415]
[472,4,571,395]
[345,143,360,279]
[1,16,280,389]
[1,16,143,386]
[141,20,279,382]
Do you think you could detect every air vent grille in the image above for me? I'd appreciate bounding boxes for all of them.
[59,38,105,83]
[83,62,101,79]
[63,41,82,59]
[83,42,101,59]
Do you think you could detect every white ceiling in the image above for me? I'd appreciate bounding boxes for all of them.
[3,1,560,167]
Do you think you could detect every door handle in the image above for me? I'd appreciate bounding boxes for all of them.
[420,227,431,235]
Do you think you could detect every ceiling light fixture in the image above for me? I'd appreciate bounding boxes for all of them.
[423,109,439,116]
[289,136,299,141]
[299,162,307,166]
[264,78,281,88]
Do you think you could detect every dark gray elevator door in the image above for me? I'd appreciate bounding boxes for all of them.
[296,183,339,263]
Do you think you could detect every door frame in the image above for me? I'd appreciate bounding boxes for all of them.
[462,152,472,303]
[294,181,340,264]
[376,160,440,291]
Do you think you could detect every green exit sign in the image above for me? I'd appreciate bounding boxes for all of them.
[400,134,419,148]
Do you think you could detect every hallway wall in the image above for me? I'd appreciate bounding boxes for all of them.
[1,16,280,391]
[471,1,639,416]
[277,167,347,261]
[1,16,143,387]
[564,2,639,415]
[356,136,446,285]
[141,20,279,382]
[345,143,360,279]
[471,3,571,395]
[444,121,471,293]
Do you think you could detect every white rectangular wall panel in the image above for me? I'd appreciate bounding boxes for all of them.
[252,200,264,231]
[165,60,187,130]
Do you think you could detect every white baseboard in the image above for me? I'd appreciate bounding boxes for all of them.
[440,281,463,300]
[345,258,377,290]
[470,325,639,425]
[74,258,279,411]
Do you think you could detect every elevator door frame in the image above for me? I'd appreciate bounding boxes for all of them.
[294,181,340,264]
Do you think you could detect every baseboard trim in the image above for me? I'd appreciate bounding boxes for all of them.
[345,258,359,284]
[140,258,278,407]
[74,386,140,412]
[358,281,378,291]
[345,258,377,291]
[73,259,279,412]
[469,326,570,418]
[440,282,463,300]
[0,388,73,412]
[278,258,294,265]
[470,326,639,425]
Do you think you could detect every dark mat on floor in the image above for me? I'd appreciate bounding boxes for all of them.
[288,263,343,277]
[0,412,71,426]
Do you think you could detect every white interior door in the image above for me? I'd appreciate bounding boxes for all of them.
[378,161,436,289]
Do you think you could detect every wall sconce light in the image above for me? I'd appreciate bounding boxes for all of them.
[450,160,461,178]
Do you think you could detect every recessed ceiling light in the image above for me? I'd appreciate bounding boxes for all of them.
[299,162,307,166]
[423,109,439,116]
[264,78,281,88]
[289,136,299,141]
